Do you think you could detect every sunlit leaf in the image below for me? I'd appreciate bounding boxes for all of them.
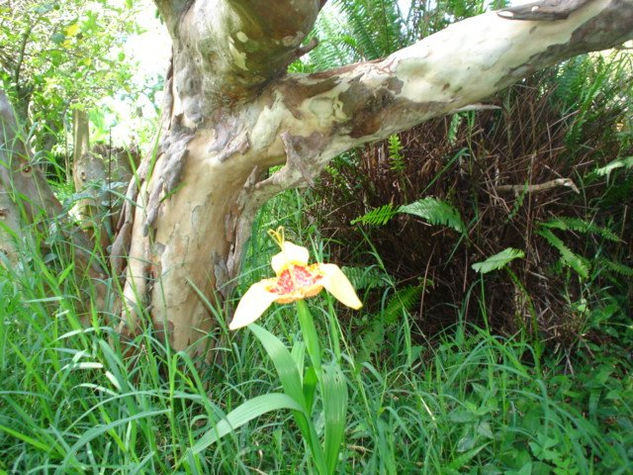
[472,248,525,274]
[65,23,80,37]
[399,197,466,234]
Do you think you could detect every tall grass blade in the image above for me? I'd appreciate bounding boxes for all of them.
[61,409,170,469]
[249,324,305,405]
[189,393,303,454]
[322,364,348,474]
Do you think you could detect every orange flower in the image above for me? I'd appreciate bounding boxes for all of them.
[229,228,362,330]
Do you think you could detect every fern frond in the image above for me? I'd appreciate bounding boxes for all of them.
[381,284,424,325]
[307,9,358,70]
[593,156,633,178]
[597,258,633,277]
[398,197,466,234]
[537,228,590,279]
[335,0,406,59]
[472,248,525,274]
[387,134,405,173]
[335,0,379,59]
[447,113,463,145]
[540,217,621,242]
[358,284,423,362]
[351,203,399,226]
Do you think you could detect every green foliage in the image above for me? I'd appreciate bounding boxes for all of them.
[399,197,466,234]
[381,283,425,327]
[341,265,393,291]
[189,393,302,455]
[387,133,406,173]
[298,13,356,71]
[0,0,139,153]
[2,208,633,472]
[537,216,624,281]
[472,248,525,274]
[551,53,633,155]
[597,258,633,277]
[593,155,633,178]
[539,216,621,242]
[351,197,466,235]
[334,0,405,60]
[537,227,591,279]
[356,283,424,364]
[350,203,399,226]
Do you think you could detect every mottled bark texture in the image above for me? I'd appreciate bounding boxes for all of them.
[113,0,633,356]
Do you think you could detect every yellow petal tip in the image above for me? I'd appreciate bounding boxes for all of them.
[319,263,363,310]
[229,281,278,330]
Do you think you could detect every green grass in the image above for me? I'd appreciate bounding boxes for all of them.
[1,222,632,473]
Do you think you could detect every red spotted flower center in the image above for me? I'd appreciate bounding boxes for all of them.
[268,264,324,302]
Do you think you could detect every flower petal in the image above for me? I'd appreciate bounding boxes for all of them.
[319,263,362,309]
[271,241,310,274]
[229,280,278,330]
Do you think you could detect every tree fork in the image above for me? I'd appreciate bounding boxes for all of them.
[109,0,632,356]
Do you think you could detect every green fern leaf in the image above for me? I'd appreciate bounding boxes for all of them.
[388,134,405,172]
[593,156,633,178]
[537,228,590,279]
[381,284,424,325]
[335,0,406,59]
[341,265,392,290]
[358,284,423,362]
[398,197,466,234]
[597,258,633,277]
[351,203,399,226]
[471,248,525,274]
[447,113,463,145]
[540,217,621,242]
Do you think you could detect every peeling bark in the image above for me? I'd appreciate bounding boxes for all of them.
[107,0,633,356]
[498,0,593,20]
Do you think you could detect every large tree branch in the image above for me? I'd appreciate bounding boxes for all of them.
[498,0,593,20]
[119,0,633,353]
[253,0,633,184]
[222,0,633,274]
[153,0,192,35]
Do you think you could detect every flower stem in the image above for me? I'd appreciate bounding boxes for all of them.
[296,299,322,380]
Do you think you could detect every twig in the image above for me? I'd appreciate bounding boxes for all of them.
[496,178,579,195]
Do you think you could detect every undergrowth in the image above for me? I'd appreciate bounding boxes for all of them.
[310,51,633,348]
[1,231,632,472]
[1,185,632,472]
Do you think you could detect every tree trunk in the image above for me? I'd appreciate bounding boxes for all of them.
[0,90,107,306]
[107,0,633,356]
[72,110,139,249]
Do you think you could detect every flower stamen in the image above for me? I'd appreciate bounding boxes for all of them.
[268,226,285,249]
